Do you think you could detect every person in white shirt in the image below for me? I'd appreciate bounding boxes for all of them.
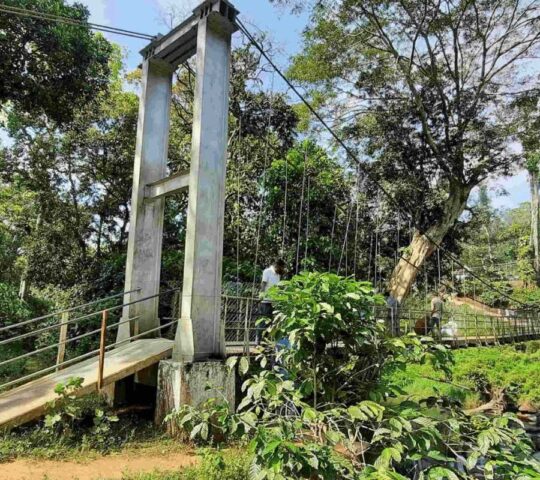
[257,258,285,342]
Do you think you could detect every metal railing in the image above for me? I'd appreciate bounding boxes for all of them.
[0,288,180,392]
[222,295,265,356]
[220,298,540,350]
[370,306,540,345]
[3,289,540,393]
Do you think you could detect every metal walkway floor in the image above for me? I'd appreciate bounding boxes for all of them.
[0,339,174,430]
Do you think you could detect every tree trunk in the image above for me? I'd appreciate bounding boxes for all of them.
[389,183,471,302]
[19,212,42,300]
[529,170,540,285]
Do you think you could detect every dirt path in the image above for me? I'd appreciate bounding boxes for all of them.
[450,296,507,317]
[0,449,198,480]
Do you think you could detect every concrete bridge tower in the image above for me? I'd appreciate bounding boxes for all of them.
[118,0,238,407]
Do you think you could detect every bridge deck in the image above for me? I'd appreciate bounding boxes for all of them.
[0,339,174,430]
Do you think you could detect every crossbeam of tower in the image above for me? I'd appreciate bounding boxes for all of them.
[118,0,238,364]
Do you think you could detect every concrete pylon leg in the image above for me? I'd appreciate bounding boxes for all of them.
[117,60,173,343]
[174,15,232,362]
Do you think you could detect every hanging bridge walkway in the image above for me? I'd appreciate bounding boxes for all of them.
[1,289,539,429]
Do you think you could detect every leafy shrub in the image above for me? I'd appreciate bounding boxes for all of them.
[44,376,120,450]
[165,397,256,446]
[246,274,540,478]
[510,287,540,308]
[388,341,540,410]
[262,272,452,405]
[0,376,126,461]
[166,273,540,478]
[0,282,31,328]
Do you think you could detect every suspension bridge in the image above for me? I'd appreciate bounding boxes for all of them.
[1,0,539,432]
[1,288,539,430]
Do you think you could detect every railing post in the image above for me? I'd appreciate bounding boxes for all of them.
[56,312,69,371]
[491,316,498,345]
[243,299,250,357]
[97,310,108,391]
[223,295,229,343]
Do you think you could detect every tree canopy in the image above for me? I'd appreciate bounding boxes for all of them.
[279,0,540,300]
[0,0,112,124]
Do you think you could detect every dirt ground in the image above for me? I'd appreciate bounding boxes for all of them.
[0,449,198,480]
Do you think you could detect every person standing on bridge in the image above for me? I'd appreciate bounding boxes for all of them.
[429,288,445,338]
[257,258,286,343]
[386,292,401,337]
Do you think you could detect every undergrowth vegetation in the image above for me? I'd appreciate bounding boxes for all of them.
[388,341,540,410]
[3,273,540,479]
[119,449,250,480]
[0,376,158,462]
[165,273,540,479]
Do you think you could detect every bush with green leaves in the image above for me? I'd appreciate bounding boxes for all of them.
[390,342,540,410]
[260,272,453,405]
[165,396,257,446]
[0,282,31,330]
[206,273,540,479]
[44,376,119,450]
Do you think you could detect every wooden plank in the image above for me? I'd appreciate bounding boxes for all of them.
[0,339,173,430]
[55,312,69,371]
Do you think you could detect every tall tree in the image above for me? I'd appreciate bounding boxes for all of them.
[0,0,112,124]
[513,92,540,285]
[1,49,137,294]
[275,0,540,301]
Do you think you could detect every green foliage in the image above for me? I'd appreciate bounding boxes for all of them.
[165,397,256,446]
[119,449,251,480]
[175,273,539,478]
[262,272,452,404]
[388,342,540,409]
[0,375,126,461]
[0,282,31,326]
[249,424,355,480]
[0,0,112,123]
[44,376,119,450]
[510,288,540,308]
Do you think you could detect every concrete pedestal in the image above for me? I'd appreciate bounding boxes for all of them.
[155,360,235,432]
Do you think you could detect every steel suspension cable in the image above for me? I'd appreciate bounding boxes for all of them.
[0,4,155,40]
[353,166,362,279]
[303,176,311,270]
[235,18,529,307]
[328,204,338,272]
[251,72,276,294]
[338,199,353,275]
[281,153,289,256]
[236,115,243,295]
[295,146,308,274]
[367,232,373,283]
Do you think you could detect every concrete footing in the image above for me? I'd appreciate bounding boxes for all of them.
[155,360,235,432]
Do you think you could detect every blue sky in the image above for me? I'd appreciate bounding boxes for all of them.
[73,0,308,71]
[68,1,529,211]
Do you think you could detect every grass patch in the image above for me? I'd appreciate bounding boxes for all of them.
[118,448,250,480]
[0,415,179,463]
[385,340,540,409]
